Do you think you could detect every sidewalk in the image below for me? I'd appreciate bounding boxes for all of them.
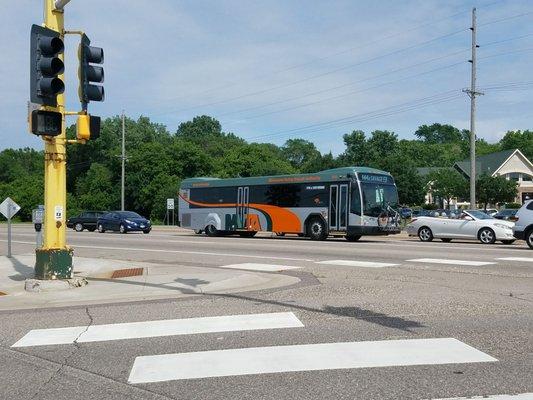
[0,254,300,311]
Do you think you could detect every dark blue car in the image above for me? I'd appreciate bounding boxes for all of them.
[97,211,151,234]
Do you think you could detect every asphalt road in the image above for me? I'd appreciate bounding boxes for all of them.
[0,224,532,400]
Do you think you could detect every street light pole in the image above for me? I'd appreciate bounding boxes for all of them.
[121,110,126,211]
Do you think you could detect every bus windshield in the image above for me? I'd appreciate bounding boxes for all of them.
[361,183,399,217]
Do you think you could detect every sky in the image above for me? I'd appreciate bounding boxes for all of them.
[0,0,532,155]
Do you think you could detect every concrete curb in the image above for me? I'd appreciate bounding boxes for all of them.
[24,277,88,293]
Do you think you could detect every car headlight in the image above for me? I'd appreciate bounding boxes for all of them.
[494,223,511,230]
[124,219,137,225]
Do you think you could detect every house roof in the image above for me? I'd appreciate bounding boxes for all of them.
[453,149,517,178]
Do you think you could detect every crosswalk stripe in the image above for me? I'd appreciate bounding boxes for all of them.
[316,260,399,268]
[497,257,533,263]
[128,338,496,384]
[218,263,301,271]
[406,258,495,266]
[11,312,304,347]
[432,393,533,399]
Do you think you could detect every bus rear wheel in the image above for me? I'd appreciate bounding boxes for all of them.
[205,225,219,237]
[239,231,257,238]
[307,218,328,241]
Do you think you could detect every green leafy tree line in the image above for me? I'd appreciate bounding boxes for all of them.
[0,117,529,221]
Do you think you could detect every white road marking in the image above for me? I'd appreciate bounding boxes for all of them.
[11,312,304,347]
[432,393,533,399]
[406,258,496,266]
[497,257,533,263]
[0,240,314,262]
[219,263,301,272]
[316,260,399,268]
[128,338,496,384]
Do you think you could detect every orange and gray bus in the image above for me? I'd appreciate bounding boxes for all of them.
[178,167,400,241]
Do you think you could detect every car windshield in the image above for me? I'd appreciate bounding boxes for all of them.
[361,183,399,217]
[119,212,142,218]
[466,210,493,220]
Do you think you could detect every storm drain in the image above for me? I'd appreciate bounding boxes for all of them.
[111,268,144,279]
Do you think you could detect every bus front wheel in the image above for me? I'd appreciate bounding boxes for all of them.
[307,218,328,241]
[205,225,219,237]
[345,234,361,242]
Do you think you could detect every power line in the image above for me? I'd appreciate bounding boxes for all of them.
[218,48,470,119]
[153,28,469,117]
[247,90,463,141]
[217,31,533,121]
[153,8,531,117]
[143,3,495,106]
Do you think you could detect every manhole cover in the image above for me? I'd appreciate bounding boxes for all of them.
[111,268,144,279]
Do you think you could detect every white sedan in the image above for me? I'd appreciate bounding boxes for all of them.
[406,210,515,244]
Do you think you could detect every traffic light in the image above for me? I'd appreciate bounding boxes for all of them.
[30,24,65,107]
[76,114,101,141]
[79,34,104,108]
[31,110,62,136]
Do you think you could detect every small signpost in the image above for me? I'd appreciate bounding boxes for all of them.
[0,197,21,258]
[32,205,44,248]
[166,198,175,226]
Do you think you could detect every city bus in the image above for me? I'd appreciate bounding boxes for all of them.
[178,167,400,241]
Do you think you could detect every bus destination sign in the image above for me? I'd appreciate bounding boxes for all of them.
[359,173,394,185]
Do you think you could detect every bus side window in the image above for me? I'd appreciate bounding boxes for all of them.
[351,183,361,215]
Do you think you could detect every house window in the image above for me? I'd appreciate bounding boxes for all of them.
[506,172,520,182]
[522,174,533,182]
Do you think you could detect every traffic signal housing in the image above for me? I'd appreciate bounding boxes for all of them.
[76,114,101,141]
[30,24,65,107]
[79,34,104,108]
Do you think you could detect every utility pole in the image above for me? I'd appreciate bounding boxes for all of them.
[35,0,71,279]
[121,111,126,211]
[463,7,483,209]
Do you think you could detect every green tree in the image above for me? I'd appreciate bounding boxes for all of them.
[499,130,533,160]
[476,174,517,210]
[415,123,463,144]
[75,163,118,211]
[428,169,468,209]
[0,174,44,221]
[281,139,322,171]
[340,130,368,166]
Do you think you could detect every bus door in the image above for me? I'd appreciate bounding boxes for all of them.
[236,186,249,229]
[329,184,348,231]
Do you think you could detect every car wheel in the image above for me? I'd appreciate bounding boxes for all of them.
[74,223,84,232]
[307,217,328,241]
[501,240,515,245]
[97,224,105,233]
[194,229,203,235]
[205,224,219,237]
[418,226,433,242]
[239,231,257,238]
[345,234,361,242]
[143,229,151,234]
[119,224,127,234]
[441,238,452,243]
[478,227,496,244]
[526,229,533,249]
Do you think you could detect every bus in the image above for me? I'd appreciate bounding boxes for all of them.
[178,167,400,241]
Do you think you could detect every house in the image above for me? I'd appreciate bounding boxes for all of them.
[453,149,533,204]
[417,149,533,208]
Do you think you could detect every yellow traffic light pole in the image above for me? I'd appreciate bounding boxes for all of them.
[35,0,72,279]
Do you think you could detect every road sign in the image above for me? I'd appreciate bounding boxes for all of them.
[1,197,20,259]
[167,198,175,210]
[32,208,44,224]
[0,197,21,219]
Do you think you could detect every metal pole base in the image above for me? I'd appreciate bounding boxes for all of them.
[35,248,73,280]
